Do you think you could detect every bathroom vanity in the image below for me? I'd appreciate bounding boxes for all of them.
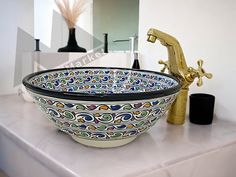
[1,94,236,177]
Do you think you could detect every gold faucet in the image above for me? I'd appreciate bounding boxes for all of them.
[147,28,213,125]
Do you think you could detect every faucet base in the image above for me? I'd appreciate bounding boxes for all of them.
[167,89,188,125]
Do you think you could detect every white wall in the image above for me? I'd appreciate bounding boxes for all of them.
[0,0,34,95]
[138,0,236,120]
[34,0,54,47]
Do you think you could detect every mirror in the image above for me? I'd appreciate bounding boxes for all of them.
[34,0,139,52]
[93,0,139,52]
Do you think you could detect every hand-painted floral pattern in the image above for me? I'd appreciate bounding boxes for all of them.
[25,68,180,143]
[34,95,174,112]
[29,69,178,93]
[33,93,177,140]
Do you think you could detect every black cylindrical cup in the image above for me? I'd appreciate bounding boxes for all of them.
[189,93,215,125]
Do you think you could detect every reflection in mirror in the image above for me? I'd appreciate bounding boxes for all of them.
[34,0,139,52]
[93,0,139,52]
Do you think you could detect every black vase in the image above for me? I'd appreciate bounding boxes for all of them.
[58,28,87,53]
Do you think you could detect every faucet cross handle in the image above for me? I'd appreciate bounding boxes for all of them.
[187,59,213,86]
[158,60,169,73]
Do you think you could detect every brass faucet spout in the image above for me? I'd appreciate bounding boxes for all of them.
[147,34,157,43]
[147,27,212,125]
[147,28,179,46]
[147,28,189,86]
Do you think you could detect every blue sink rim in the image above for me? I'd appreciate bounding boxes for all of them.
[22,67,181,101]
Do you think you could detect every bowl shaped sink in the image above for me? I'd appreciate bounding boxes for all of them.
[23,67,180,148]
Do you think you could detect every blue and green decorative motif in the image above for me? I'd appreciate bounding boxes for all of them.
[33,94,177,140]
[29,69,178,94]
[24,67,180,144]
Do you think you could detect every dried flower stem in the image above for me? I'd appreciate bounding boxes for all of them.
[55,0,88,28]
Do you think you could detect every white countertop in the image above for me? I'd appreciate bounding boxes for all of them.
[1,95,236,177]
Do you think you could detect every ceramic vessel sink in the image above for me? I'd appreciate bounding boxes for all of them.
[23,67,180,148]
